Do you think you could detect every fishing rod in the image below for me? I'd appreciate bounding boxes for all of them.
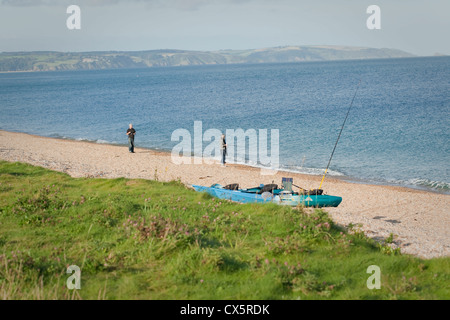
[318,79,362,190]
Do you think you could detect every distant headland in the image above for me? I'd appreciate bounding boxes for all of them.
[0,45,416,72]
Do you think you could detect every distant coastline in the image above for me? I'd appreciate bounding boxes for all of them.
[0,45,416,73]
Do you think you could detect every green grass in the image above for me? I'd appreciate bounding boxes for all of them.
[0,160,448,300]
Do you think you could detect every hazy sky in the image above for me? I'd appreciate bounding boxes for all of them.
[1,0,449,55]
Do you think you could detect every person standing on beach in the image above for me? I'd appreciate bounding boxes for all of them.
[221,133,227,166]
[126,124,136,153]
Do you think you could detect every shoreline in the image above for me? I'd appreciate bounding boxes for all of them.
[1,129,447,196]
[0,130,449,259]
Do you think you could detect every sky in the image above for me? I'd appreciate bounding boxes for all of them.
[0,0,449,56]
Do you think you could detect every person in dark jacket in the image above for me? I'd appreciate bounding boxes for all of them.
[126,123,136,153]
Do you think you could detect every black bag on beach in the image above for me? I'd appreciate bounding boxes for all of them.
[224,184,239,190]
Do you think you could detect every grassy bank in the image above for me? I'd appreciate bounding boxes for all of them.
[0,161,448,300]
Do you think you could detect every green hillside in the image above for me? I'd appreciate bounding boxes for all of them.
[0,161,448,300]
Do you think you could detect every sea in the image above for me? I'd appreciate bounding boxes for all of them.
[0,56,449,194]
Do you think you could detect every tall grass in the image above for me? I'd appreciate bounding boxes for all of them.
[0,161,448,300]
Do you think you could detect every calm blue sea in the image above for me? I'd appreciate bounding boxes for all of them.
[0,57,449,193]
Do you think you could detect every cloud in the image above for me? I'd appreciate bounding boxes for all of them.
[1,0,255,9]
[0,0,196,7]
[1,0,121,6]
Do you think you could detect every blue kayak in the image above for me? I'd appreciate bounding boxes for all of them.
[192,184,342,207]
